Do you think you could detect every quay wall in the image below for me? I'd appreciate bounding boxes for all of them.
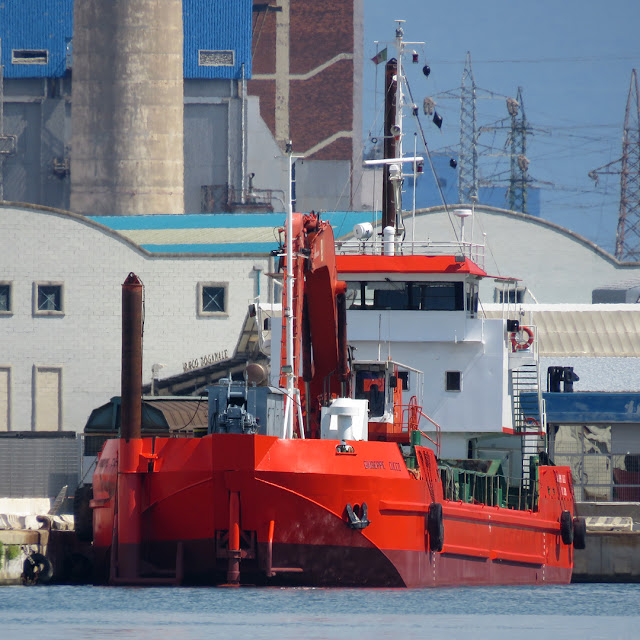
[574,531,640,583]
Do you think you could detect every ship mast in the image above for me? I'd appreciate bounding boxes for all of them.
[392,21,407,229]
[382,56,399,230]
[368,21,424,252]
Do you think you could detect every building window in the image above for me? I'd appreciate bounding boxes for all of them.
[198,282,228,316]
[34,282,64,316]
[0,282,12,315]
[198,50,234,67]
[0,367,10,431]
[33,365,62,431]
[12,49,49,65]
[445,371,462,392]
[0,134,16,155]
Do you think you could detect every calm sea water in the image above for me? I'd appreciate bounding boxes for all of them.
[0,583,638,639]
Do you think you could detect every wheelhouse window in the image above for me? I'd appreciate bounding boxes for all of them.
[198,282,228,316]
[466,282,478,317]
[0,282,12,315]
[413,282,463,311]
[346,281,465,312]
[33,282,64,316]
[354,370,387,417]
[446,371,462,392]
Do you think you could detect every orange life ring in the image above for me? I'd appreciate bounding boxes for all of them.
[510,325,534,351]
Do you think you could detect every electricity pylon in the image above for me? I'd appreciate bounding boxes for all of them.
[589,69,640,261]
[458,52,478,204]
[506,87,531,213]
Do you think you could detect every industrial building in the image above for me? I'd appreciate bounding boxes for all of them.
[0,0,363,215]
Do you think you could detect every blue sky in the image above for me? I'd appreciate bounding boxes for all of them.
[363,0,640,255]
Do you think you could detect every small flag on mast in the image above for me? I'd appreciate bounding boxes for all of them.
[371,48,388,65]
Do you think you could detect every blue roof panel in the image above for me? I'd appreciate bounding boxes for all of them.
[0,0,73,78]
[89,213,288,231]
[141,243,277,254]
[89,212,380,255]
[0,1,251,80]
[183,0,252,79]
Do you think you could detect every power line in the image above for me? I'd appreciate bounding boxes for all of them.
[430,55,640,65]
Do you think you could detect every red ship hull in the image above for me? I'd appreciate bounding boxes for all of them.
[91,434,575,587]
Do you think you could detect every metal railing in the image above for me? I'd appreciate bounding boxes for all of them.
[439,464,536,511]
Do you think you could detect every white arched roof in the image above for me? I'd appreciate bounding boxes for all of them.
[406,205,640,304]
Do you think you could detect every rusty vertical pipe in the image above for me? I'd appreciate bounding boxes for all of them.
[382,58,398,231]
[115,272,144,582]
[121,272,143,441]
[265,519,275,577]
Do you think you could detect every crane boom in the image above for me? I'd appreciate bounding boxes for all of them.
[279,213,349,438]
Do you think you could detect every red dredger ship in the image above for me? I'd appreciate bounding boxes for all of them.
[82,23,586,587]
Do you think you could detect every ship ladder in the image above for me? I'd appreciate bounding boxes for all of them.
[512,363,545,494]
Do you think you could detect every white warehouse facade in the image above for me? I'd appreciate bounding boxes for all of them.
[0,203,273,433]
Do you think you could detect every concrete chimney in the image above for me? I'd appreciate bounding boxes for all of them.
[70,0,184,215]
